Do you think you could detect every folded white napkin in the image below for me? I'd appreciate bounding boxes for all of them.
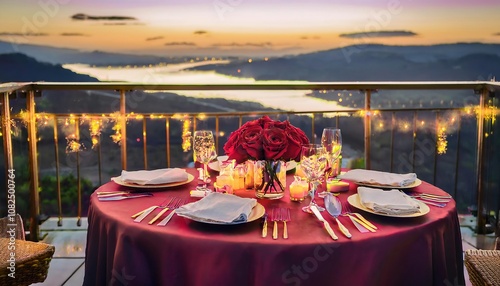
[339,169,417,187]
[120,168,188,185]
[176,192,257,223]
[358,187,420,215]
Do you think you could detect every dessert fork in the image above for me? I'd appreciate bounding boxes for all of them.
[157,198,185,226]
[149,197,182,224]
[132,197,173,223]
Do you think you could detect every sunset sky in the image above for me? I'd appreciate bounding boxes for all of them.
[1,0,500,57]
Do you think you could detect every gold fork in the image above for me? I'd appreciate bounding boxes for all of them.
[282,208,290,239]
[148,198,181,225]
[272,208,279,240]
[133,198,173,223]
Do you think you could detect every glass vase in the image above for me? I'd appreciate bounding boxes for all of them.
[254,160,286,199]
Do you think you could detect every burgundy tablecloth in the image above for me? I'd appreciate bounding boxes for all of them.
[84,169,465,286]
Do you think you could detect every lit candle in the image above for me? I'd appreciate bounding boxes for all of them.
[216,175,233,187]
[289,177,308,202]
[326,179,349,193]
[232,164,246,190]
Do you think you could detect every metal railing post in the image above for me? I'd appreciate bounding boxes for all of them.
[75,120,82,227]
[165,117,170,168]
[311,113,315,143]
[475,88,487,234]
[1,92,14,215]
[27,90,40,241]
[364,90,372,170]
[1,93,14,170]
[120,90,127,170]
[52,115,62,226]
[143,117,148,169]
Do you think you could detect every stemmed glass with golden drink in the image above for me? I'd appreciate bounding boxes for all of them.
[300,144,328,213]
[193,130,217,184]
[321,128,342,181]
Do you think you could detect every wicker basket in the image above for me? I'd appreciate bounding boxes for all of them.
[465,247,500,286]
[0,238,55,286]
[0,214,25,240]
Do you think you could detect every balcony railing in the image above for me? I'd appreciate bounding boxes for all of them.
[1,81,499,241]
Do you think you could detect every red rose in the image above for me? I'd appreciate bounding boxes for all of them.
[241,124,264,160]
[262,127,288,160]
[223,129,245,162]
[283,122,310,161]
[223,121,264,163]
[258,116,273,127]
[267,120,287,131]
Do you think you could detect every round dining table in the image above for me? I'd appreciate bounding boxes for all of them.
[83,168,465,286]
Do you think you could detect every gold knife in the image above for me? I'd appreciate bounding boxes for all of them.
[311,205,338,240]
[346,213,376,232]
[353,213,377,230]
[262,213,268,238]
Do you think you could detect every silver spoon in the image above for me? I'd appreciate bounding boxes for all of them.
[324,193,352,238]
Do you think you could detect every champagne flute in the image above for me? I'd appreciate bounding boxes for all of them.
[300,144,328,213]
[193,130,217,184]
[321,128,342,180]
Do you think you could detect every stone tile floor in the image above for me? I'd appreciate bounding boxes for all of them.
[32,215,496,286]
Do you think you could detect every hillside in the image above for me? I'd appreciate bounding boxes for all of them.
[191,43,500,81]
[0,53,99,82]
[0,40,188,66]
[0,53,275,114]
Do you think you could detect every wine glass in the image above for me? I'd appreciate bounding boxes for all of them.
[321,128,342,180]
[193,130,217,184]
[300,144,328,213]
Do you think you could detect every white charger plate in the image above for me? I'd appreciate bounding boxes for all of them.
[350,178,422,189]
[180,203,265,225]
[111,173,194,188]
[347,194,430,218]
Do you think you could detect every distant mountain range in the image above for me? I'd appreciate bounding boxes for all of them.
[0,52,274,114]
[2,42,499,111]
[0,53,98,82]
[0,40,190,66]
[2,40,499,81]
[191,43,500,81]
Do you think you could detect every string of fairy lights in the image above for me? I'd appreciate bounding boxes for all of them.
[1,104,497,156]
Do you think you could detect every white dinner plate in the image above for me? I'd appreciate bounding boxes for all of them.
[182,203,265,225]
[349,178,422,189]
[111,173,195,189]
[347,194,430,218]
[208,160,297,172]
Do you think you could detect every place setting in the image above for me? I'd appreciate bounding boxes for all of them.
[111,167,194,189]
[104,121,449,239]
[337,168,452,209]
[174,192,265,225]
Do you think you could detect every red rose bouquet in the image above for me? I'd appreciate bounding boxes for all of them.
[223,116,310,196]
[223,116,310,163]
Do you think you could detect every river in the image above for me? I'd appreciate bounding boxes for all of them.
[63,61,350,112]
